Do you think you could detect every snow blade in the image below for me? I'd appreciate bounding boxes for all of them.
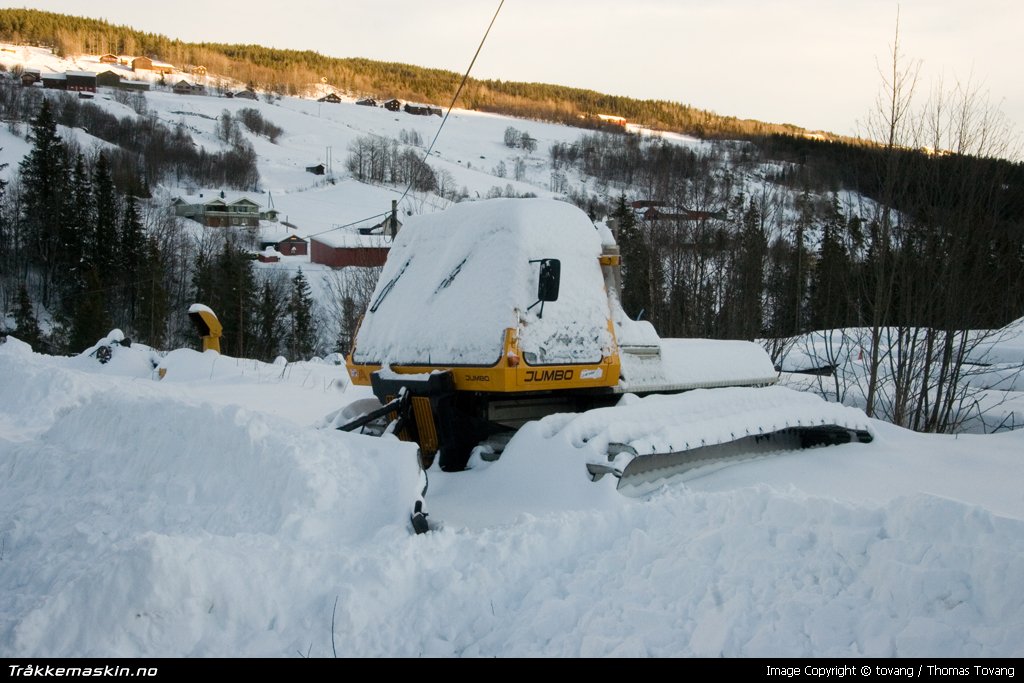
[612,426,872,492]
[559,386,876,493]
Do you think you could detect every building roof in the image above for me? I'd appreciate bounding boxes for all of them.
[175,191,270,207]
[311,230,392,249]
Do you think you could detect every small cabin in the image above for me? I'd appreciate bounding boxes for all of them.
[133,57,174,74]
[66,71,97,93]
[173,80,205,96]
[404,103,441,117]
[277,235,308,256]
[41,73,67,90]
[96,70,121,88]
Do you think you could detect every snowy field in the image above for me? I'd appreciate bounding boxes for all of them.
[1,335,1022,658]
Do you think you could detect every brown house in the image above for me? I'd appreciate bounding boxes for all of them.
[133,57,174,74]
[383,98,402,112]
[99,54,118,64]
[96,70,121,88]
[66,71,97,92]
[404,103,441,117]
[318,92,341,104]
[173,80,205,96]
[277,235,308,256]
[41,73,67,90]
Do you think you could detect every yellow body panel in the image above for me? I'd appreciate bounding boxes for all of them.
[347,326,621,394]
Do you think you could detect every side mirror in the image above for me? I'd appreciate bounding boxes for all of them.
[537,258,560,302]
[527,258,561,319]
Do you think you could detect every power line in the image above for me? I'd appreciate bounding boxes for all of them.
[398,0,505,206]
[305,0,505,239]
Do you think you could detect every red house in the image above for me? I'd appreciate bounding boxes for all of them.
[277,235,308,256]
[310,233,390,268]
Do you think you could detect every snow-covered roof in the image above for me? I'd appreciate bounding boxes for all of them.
[310,230,391,249]
[175,191,269,207]
[352,198,613,366]
[188,303,215,316]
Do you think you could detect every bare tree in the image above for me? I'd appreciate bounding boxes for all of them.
[859,10,921,418]
[320,266,382,356]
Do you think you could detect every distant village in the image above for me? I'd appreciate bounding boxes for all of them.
[12,50,454,271]
[17,52,448,120]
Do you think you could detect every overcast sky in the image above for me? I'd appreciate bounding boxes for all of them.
[5,0,1022,141]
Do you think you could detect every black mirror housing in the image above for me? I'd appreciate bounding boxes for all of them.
[537,258,561,302]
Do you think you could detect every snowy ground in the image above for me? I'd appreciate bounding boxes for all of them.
[1,335,1022,658]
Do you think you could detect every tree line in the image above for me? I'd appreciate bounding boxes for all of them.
[1,99,167,351]
[0,8,838,142]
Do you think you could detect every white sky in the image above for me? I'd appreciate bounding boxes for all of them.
[5,0,1022,140]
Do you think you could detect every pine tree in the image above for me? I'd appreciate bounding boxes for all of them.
[58,153,94,320]
[117,196,146,327]
[253,278,284,361]
[809,197,853,329]
[612,195,651,320]
[286,268,317,360]
[723,198,766,339]
[134,237,168,348]
[67,269,111,353]
[19,100,67,306]
[13,283,42,350]
[92,153,119,282]
[191,240,258,356]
